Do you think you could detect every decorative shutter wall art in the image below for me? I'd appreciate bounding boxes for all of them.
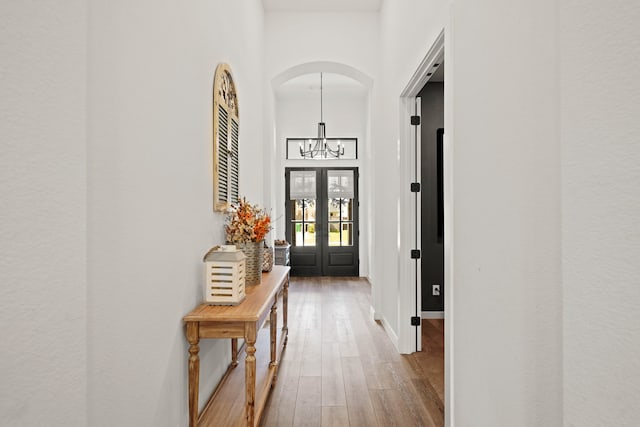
[213,63,240,212]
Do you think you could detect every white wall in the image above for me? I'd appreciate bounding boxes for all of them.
[449,1,562,424]
[265,12,379,82]
[87,1,264,425]
[0,1,88,425]
[276,85,367,146]
[561,1,640,425]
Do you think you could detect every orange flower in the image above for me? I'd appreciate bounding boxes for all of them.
[225,197,272,243]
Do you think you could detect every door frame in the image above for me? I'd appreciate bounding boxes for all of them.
[398,30,445,354]
[397,27,454,427]
[285,167,360,276]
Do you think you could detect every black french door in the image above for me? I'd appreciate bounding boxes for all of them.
[285,167,359,276]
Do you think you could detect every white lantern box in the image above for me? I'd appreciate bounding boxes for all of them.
[203,245,246,305]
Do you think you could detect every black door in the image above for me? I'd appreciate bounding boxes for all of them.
[285,167,359,276]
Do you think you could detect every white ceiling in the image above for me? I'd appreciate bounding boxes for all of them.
[262,0,383,12]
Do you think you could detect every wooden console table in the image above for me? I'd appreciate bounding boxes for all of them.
[183,266,290,427]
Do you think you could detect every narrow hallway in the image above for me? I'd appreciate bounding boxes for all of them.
[261,277,444,427]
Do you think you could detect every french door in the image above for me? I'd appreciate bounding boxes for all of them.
[285,167,359,276]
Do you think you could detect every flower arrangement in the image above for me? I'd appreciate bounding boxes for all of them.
[225,197,272,243]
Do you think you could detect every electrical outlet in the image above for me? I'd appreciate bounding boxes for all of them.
[432,285,441,296]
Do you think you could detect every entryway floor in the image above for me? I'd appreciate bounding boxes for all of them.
[260,276,444,427]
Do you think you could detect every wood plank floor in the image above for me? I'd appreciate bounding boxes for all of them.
[260,276,444,427]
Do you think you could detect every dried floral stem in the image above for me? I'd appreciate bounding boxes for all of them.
[225,197,272,243]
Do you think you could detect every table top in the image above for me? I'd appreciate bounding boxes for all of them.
[183,266,290,323]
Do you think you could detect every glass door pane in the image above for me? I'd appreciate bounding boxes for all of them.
[328,198,353,246]
[291,199,316,247]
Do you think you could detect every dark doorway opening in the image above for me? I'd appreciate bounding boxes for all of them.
[418,82,444,312]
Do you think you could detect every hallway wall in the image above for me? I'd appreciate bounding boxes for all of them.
[560,1,640,425]
[87,1,265,425]
[0,1,88,425]
[448,1,562,424]
[264,11,379,83]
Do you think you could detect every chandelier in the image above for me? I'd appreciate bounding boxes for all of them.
[299,72,345,159]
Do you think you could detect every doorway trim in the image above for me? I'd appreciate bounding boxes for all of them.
[398,29,445,354]
[397,27,454,427]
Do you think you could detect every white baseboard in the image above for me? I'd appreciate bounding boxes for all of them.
[421,311,444,319]
[370,305,381,321]
[379,315,399,351]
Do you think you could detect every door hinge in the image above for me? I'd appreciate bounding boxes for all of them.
[411,316,421,326]
[410,182,421,192]
[410,249,421,259]
[410,115,420,126]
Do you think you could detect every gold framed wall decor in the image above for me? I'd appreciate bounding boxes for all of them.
[212,63,240,211]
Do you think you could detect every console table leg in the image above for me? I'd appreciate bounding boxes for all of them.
[245,323,257,427]
[231,338,238,367]
[186,322,200,427]
[270,300,277,372]
[282,276,289,346]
